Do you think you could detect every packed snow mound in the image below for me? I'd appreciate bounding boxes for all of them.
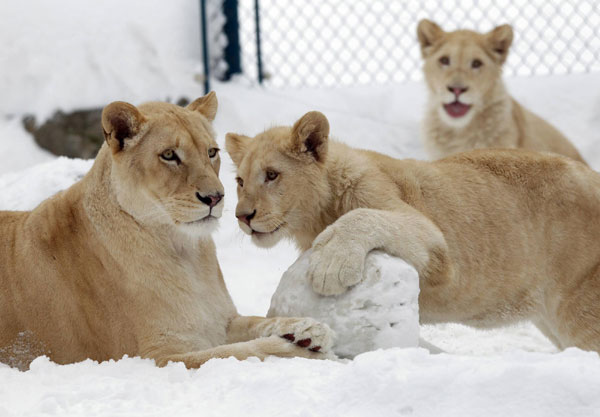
[268,250,420,358]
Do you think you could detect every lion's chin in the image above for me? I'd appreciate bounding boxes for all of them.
[177,215,220,238]
[250,227,284,248]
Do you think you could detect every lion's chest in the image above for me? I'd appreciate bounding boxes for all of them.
[147,247,237,350]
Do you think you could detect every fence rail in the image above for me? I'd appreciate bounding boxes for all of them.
[205,0,600,90]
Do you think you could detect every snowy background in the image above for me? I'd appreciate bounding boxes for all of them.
[1,1,600,416]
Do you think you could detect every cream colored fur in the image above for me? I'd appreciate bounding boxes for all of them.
[227,111,600,352]
[417,19,586,164]
[0,95,333,370]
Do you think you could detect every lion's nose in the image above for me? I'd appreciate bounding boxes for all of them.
[236,209,256,226]
[447,85,468,97]
[196,192,223,208]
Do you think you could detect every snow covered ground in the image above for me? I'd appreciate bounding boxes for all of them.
[2,1,600,415]
[2,73,599,415]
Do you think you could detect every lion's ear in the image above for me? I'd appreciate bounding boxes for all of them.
[417,19,445,57]
[101,101,146,154]
[485,24,513,64]
[187,91,218,121]
[225,133,251,166]
[290,111,329,162]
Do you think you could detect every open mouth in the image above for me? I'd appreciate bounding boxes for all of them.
[443,101,471,118]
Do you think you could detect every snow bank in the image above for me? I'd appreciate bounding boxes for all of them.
[269,250,420,358]
[1,349,599,417]
[0,157,92,211]
[0,0,204,119]
[0,119,54,175]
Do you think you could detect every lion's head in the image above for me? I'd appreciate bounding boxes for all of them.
[225,111,330,249]
[417,19,513,127]
[101,92,224,237]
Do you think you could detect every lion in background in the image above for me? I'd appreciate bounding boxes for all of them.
[226,111,600,352]
[417,19,586,164]
[0,93,333,370]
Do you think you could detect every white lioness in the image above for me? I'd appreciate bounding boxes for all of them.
[0,94,333,370]
[417,19,585,164]
[226,111,600,352]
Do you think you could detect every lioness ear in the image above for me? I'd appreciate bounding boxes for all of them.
[417,19,445,57]
[101,101,146,154]
[187,91,218,121]
[225,133,251,166]
[291,111,329,162]
[485,24,513,64]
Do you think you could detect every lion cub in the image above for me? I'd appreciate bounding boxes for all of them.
[0,94,333,370]
[417,19,585,164]
[226,111,600,352]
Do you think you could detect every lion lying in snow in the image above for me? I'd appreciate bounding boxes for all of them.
[226,111,600,352]
[0,93,333,370]
[417,19,586,164]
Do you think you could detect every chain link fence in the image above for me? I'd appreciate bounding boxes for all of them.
[213,0,600,88]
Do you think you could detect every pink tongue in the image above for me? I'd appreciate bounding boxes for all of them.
[444,102,471,118]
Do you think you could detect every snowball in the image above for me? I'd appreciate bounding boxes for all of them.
[268,249,420,358]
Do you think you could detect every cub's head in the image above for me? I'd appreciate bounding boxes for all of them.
[417,19,513,127]
[101,92,224,237]
[226,111,330,248]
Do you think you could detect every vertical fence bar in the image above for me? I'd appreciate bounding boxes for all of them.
[199,0,211,93]
[254,0,264,84]
[222,0,242,80]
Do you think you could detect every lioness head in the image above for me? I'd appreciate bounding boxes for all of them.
[225,111,330,248]
[101,92,224,236]
[417,19,513,127]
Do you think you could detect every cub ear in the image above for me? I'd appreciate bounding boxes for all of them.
[101,101,146,154]
[290,111,329,162]
[417,19,445,57]
[187,91,218,121]
[485,24,513,64]
[225,132,251,166]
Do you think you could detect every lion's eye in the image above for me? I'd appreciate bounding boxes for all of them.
[471,59,483,69]
[439,56,450,66]
[160,149,180,163]
[265,170,279,182]
[208,147,219,158]
[236,177,244,187]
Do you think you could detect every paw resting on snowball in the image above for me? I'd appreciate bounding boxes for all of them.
[269,250,420,358]
[308,223,368,295]
[264,317,335,355]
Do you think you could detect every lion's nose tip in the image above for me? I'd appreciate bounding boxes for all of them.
[196,192,223,208]
[447,85,468,96]
[236,209,256,226]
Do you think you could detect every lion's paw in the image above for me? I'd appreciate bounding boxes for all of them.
[308,226,366,295]
[271,317,335,355]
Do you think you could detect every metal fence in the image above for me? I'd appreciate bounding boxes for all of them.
[205,0,600,89]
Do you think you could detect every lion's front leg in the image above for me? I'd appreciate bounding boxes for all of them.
[308,205,450,296]
[153,335,329,368]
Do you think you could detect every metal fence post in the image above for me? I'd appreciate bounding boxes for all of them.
[254,0,264,84]
[199,0,211,93]
[222,0,242,80]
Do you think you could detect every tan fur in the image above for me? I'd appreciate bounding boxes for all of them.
[0,95,333,370]
[417,19,586,164]
[227,111,600,352]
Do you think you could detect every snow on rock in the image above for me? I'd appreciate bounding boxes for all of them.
[268,249,420,358]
